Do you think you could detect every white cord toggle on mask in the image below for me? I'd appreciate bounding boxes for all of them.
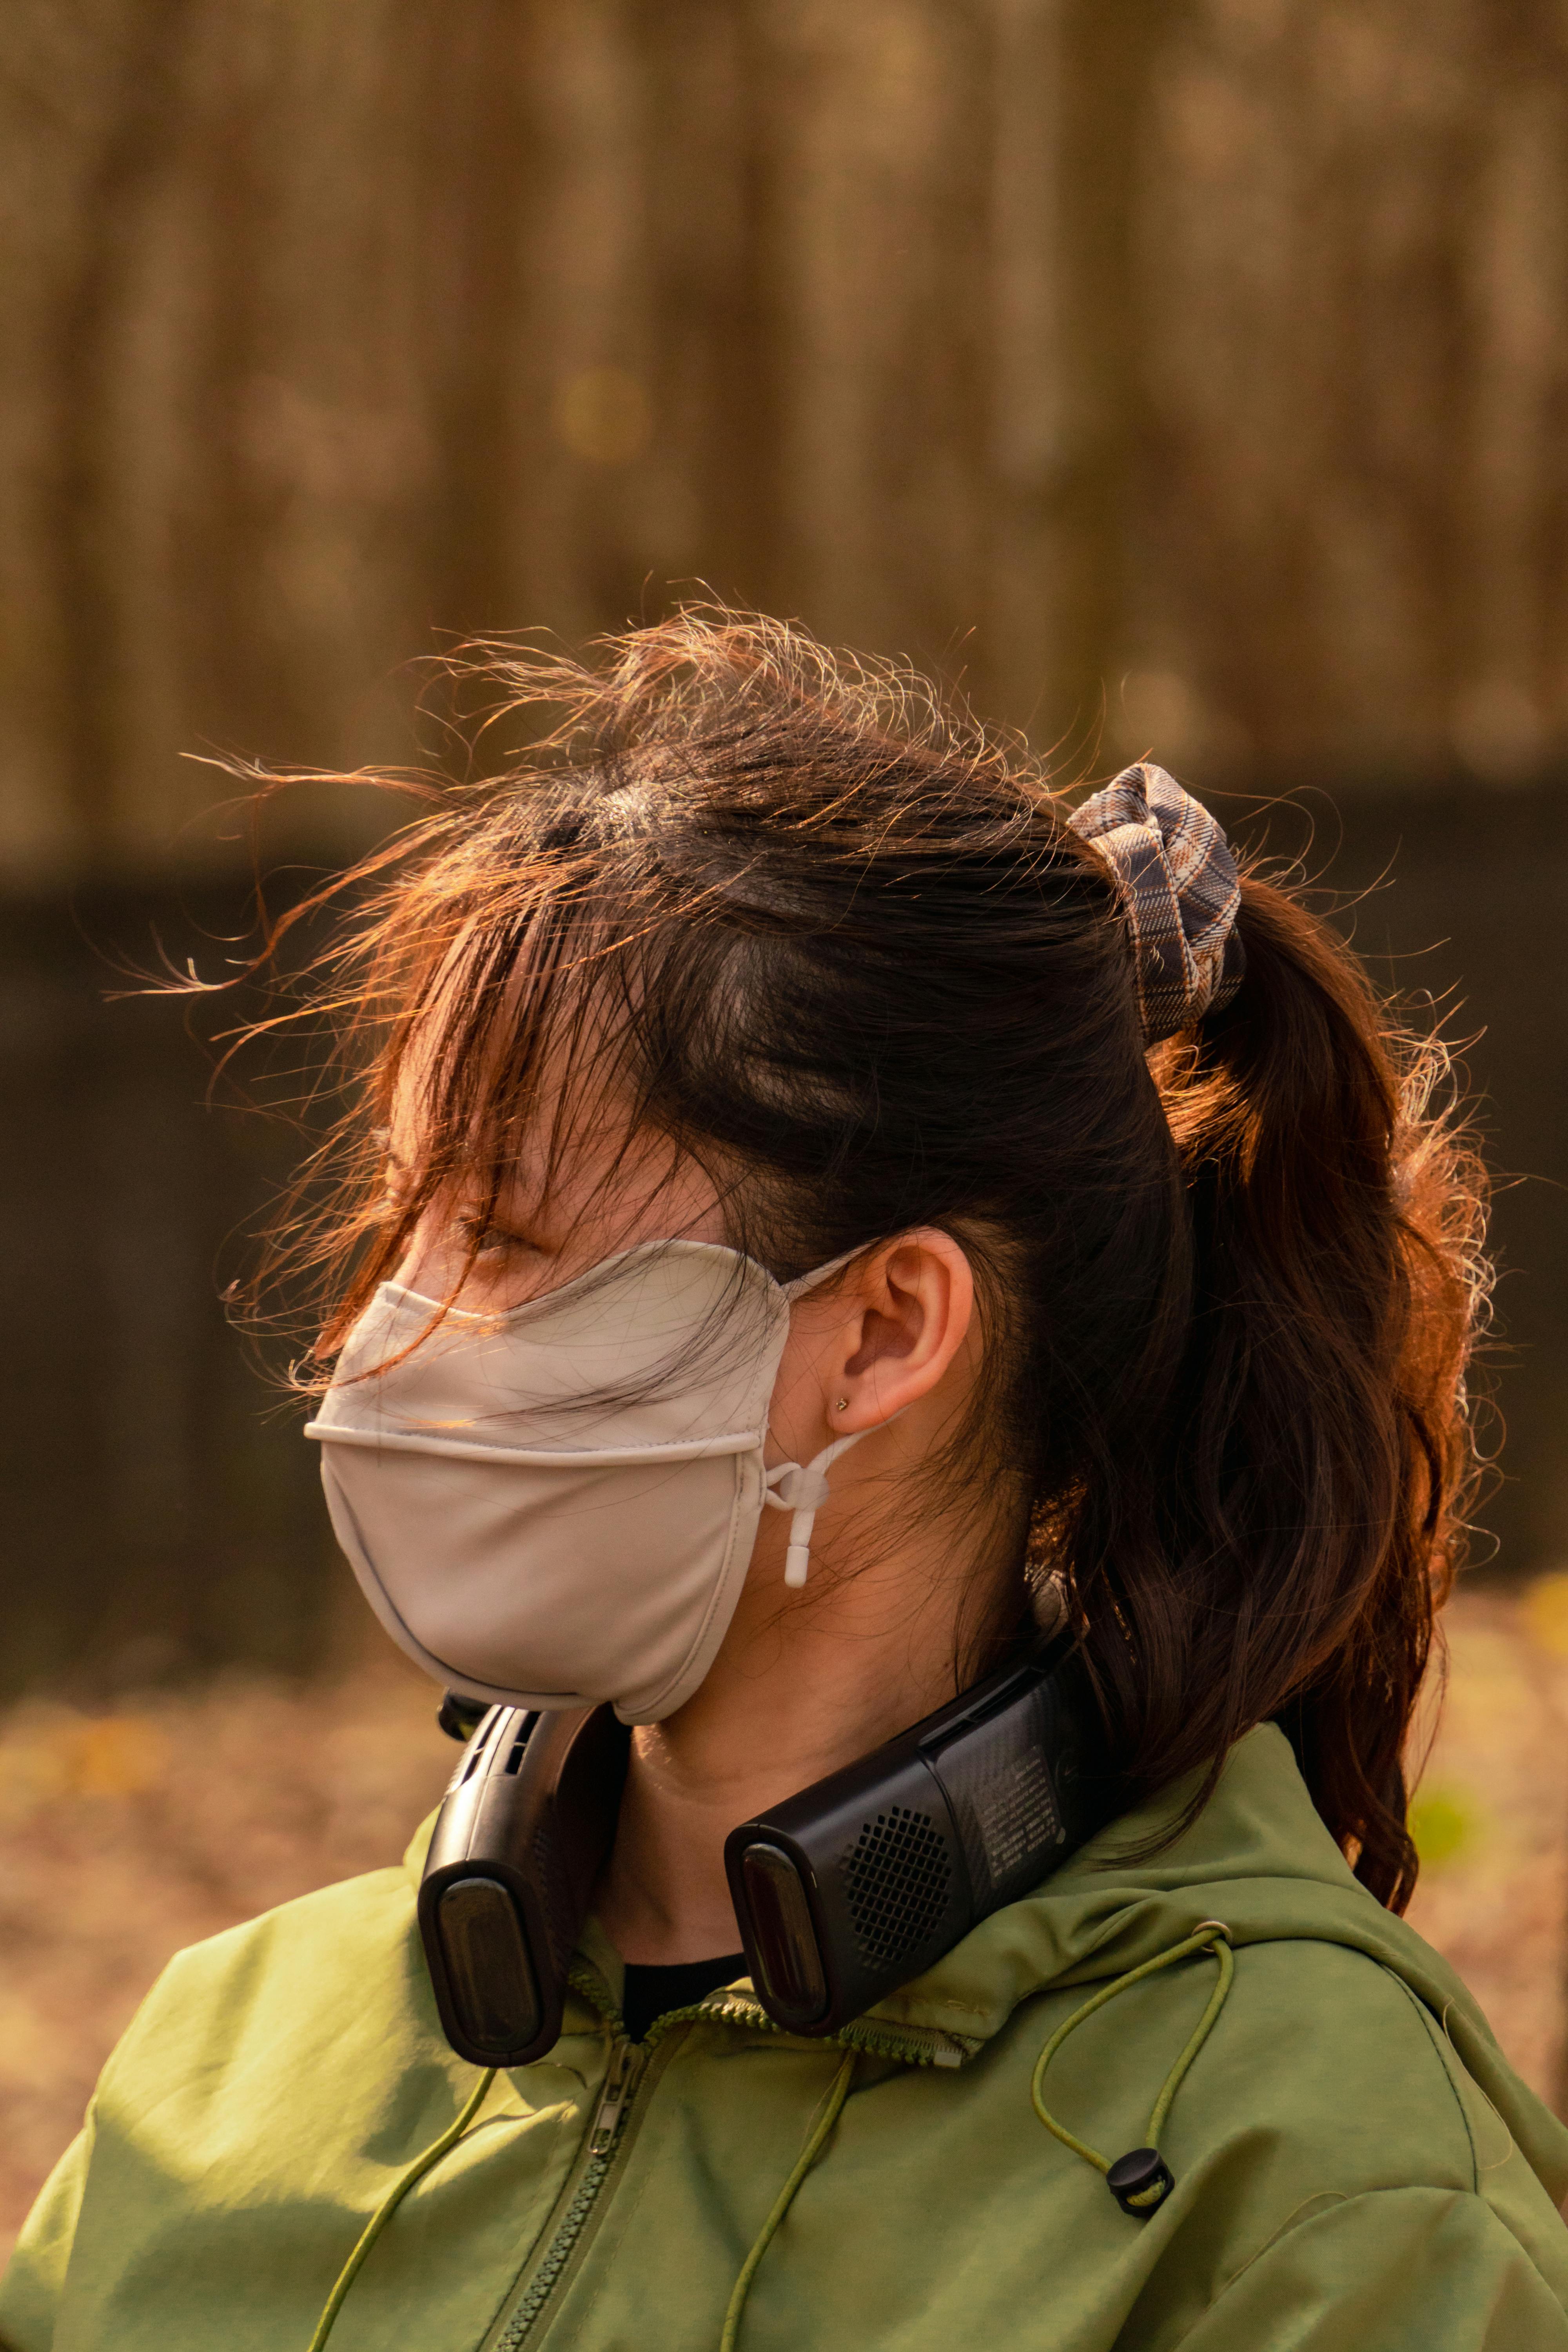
[304,1239,873,1724]
[763,1431,873,1588]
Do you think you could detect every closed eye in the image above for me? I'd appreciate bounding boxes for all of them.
[457,1216,542,1260]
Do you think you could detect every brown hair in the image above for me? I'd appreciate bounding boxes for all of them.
[227,612,1485,1910]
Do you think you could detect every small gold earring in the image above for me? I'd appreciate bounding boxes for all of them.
[834,1395,849,1412]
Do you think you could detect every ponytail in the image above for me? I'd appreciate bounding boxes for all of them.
[1075,873,1481,1908]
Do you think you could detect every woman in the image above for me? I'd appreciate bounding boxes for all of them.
[5,613,1566,2352]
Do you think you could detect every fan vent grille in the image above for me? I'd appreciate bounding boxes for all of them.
[531,1825,577,1973]
[841,1806,951,1963]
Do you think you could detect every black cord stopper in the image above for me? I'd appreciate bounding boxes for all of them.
[1105,2147,1174,2217]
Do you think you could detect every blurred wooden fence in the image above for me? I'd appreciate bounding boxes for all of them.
[3,0,1566,879]
[1,0,1566,1690]
[0,886,340,1693]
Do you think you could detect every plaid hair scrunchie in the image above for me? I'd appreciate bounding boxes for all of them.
[1069,763,1245,1044]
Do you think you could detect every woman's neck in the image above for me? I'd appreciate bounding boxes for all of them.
[593,1461,1020,1965]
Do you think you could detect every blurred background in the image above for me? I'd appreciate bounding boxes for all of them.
[4,0,1568,2246]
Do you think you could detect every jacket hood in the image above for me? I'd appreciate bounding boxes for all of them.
[861,1720,1568,2203]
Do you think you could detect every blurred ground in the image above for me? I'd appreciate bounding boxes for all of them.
[0,1648,454,2263]
[2,1583,1568,2264]
[1405,1579,1568,2106]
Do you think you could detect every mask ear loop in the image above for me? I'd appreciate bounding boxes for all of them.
[762,1431,875,1588]
[762,1243,904,1590]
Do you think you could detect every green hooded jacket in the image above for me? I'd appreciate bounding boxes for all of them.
[5,1724,1568,2351]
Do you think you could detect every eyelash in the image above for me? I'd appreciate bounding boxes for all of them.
[458,1217,535,1259]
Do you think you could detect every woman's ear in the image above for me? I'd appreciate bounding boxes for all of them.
[766,1229,976,1468]
[828,1230,975,1431]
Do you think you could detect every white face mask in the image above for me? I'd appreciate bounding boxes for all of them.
[304,1240,869,1724]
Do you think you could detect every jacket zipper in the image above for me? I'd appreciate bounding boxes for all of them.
[492,1982,977,2347]
[702,1987,978,2069]
[568,1958,978,2071]
[495,2035,645,2349]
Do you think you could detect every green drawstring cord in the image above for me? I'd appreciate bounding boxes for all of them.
[720,1925,1230,2342]
[305,2042,850,2352]
[306,2067,497,2352]
[1031,1921,1233,2217]
[719,2048,857,2352]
